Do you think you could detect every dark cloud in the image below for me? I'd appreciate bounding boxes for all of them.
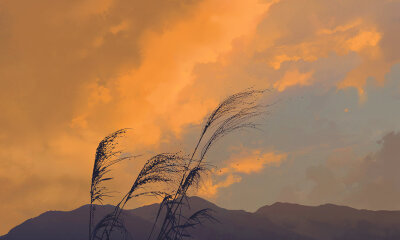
[303,132,400,210]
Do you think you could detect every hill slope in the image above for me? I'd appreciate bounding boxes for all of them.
[2,197,400,240]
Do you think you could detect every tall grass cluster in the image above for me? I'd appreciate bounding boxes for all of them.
[88,89,267,240]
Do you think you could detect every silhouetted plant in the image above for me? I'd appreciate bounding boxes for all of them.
[92,213,131,240]
[88,89,266,240]
[153,89,266,240]
[98,153,188,239]
[170,208,217,239]
[89,128,132,240]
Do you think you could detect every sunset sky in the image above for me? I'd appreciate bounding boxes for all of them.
[1,0,400,235]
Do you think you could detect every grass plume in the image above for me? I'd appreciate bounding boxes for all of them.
[88,89,268,240]
[89,129,132,240]
[154,89,266,240]
[96,153,188,239]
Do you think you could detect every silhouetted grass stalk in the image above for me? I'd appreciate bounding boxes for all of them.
[89,129,132,240]
[88,89,267,240]
[99,153,187,239]
[154,89,266,240]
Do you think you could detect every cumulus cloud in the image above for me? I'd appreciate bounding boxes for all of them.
[0,0,272,233]
[1,0,400,234]
[191,0,400,97]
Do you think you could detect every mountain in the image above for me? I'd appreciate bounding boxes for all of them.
[2,197,400,240]
[256,202,400,240]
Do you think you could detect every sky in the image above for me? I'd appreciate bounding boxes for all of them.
[1,0,400,235]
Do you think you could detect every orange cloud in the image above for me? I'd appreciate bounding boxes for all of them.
[346,29,381,52]
[234,12,390,97]
[2,0,400,235]
[221,149,287,174]
[338,28,388,96]
[114,0,271,137]
[197,149,287,197]
[0,0,276,234]
[188,5,394,100]
[274,69,314,92]
[228,150,287,174]
[197,174,242,198]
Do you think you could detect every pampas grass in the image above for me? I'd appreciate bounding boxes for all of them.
[88,89,267,240]
[89,128,132,240]
[153,89,266,240]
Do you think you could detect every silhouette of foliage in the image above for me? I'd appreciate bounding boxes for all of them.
[98,153,188,239]
[92,213,131,240]
[172,208,217,239]
[154,89,266,240]
[88,89,267,240]
[89,129,132,240]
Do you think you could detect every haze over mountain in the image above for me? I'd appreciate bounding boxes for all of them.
[2,196,400,240]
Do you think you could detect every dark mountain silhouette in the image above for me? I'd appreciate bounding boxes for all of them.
[256,202,400,240]
[2,196,400,240]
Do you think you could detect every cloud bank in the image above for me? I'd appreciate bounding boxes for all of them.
[1,0,400,234]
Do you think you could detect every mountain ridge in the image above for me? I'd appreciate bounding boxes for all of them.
[2,197,400,240]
